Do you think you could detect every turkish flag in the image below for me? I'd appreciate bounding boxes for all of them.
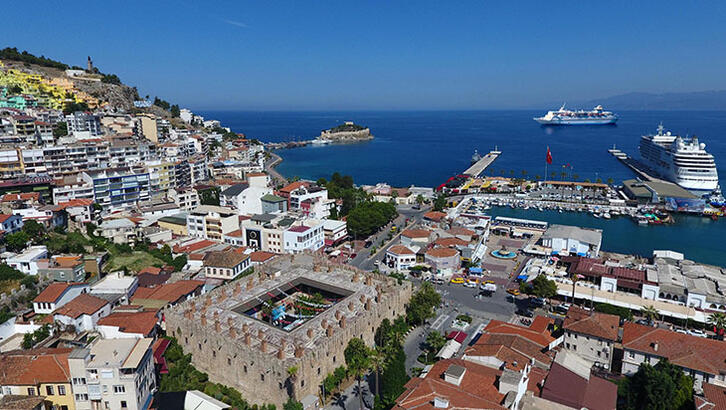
[546,147,553,164]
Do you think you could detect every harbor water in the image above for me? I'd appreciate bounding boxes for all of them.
[200,110,726,267]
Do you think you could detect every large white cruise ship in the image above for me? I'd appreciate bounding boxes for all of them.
[534,104,618,125]
[639,124,719,194]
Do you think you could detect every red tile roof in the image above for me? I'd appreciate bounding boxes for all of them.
[131,280,204,304]
[54,294,108,319]
[173,239,216,254]
[138,267,162,275]
[388,245,414,255]
[423,211,447,221]
[34,282,86,304]
[563,305,620,341]
[698,383,726,410]
[622,322,726,375]
[0,214,16,223]
[279,181,307,194]
[393,359,506,409]
[97,310,159,336]
[425,247,458,258]
[434,237,468,248]
[57,198,94,208]
[250,251,276,263]
[482,317,556,348]
[541,361,617,410]
[465,333,555,371]
[0,348,72,385]
[1,193,40,202]
[401,229,431,239]
[225,229,243,237]
[447,227,476,237]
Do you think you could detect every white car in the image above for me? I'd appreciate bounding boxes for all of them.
[688,329,707,338]
[464,281,477,288]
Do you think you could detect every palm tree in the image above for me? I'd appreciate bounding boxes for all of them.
[261,299,275,324]
[521,170,528,179]
[369,346,387,397]
[641,305,659,325]
[584,178,591,183]
[572,174,579,182]
[425,331,447,363]
[535,174,542,181]
[560,171,567,181]
[596,177,603,184]
[550,171,557,180]
[607,177,614,185]
[708,313,726,339]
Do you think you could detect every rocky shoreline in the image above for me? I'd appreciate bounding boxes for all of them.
[317,121,373,142]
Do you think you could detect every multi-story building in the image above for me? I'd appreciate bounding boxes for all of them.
[385,245,417,272]
[282,220,325,254]
[68,338,155,410]
[621,322,726,390]
[168,187,199,211]
[0,348,76,410]
[322,219,348,247]
[288,184,333,219]
[147,160,176,199]
[6,245,47,275]
[84,167,151,210]
[65,111,101,139]
[562,305,619,370]
[186,205,238,242]
[220,173,272,215]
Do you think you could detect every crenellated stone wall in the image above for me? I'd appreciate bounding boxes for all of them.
[165,251,412,407]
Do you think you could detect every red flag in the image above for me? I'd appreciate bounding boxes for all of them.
[546,147,552,164]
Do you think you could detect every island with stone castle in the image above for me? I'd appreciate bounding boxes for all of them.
[315,121,373,143]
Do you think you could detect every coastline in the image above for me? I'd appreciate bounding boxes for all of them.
[264,151,288,185]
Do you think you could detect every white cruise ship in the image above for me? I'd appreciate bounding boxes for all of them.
[534,104,618,125]
[639,124,719,194]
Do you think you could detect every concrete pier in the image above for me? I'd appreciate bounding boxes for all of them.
[464,149,502,177]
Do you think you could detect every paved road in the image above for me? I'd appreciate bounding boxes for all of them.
[349,205,430,271]
[264,151,288,185]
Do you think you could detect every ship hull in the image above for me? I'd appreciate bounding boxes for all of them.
[534,117,618,125]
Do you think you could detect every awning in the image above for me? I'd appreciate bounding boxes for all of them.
[469,267,483,274]
[517,274,528,281]
[447,331,468,344]
[436,340,462,359]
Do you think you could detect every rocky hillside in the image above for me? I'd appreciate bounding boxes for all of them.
[0,48,170,116]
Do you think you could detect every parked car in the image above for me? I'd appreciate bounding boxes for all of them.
[516,308,534,318]
[464,281,477,288]
[688,329,708,338]
[364,241,373,248]
[529,297,546,308]
[450,277,465,284]
[506,288,520,296]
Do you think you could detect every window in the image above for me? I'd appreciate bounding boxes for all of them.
[73,377,87,385]
[114,385,126,394]
[121,401,127,408]
[75,393,89,401]
[628,351,635,359]
[3,387,11,395]
[27,387,36,396]
[228,357,232,366]
[46,385,54,395]
[58,385,66,395]
[261,373,265,381]
[101,370,113,379]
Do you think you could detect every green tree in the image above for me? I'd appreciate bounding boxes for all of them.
[22,333,34,349]
[377,343,408,409]
[4,231,30,252]
[22,220,45,239]
[199,187,220,206]
[406,282,441,326]
[425,331,446,362]
[344,338,371,410]
[369,346,387,398]
[594,302,633,321]
[416,195,425,206]
[283,398,303,410]
[618,359,694,410]
[528,275,558,299]
[641,305,659,325]
[170,104,180,118]
[53,121,68,138]
[433,194,447,212]
[607,177,614,185]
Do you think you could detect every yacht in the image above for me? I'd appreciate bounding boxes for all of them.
[639,124,719,194]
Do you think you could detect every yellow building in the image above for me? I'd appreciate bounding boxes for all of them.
[157,214,188,236]
[0,348,76,410]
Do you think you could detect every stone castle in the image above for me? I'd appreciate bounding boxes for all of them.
[165,252,412,407]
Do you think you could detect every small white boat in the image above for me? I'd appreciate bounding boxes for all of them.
[603,212,611,219]
[593,213,601,218]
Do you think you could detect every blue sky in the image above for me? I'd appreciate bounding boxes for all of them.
[4,1,726,110]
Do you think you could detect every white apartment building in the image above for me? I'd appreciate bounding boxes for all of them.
[68,338,156,410]
[288,185,333,219]
[283,220,325,254]
[168,187,199,211]
[186,205,239,242]
[65,111,102,139]
[219,173,272,215]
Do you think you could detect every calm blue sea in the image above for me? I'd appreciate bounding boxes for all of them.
[200,110,726,266]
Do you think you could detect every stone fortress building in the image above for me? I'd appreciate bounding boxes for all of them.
[165,253,412,407]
